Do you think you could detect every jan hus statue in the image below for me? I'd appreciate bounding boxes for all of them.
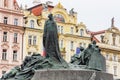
[43,13,68,67]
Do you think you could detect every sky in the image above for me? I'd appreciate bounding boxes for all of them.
[17,0,120,31]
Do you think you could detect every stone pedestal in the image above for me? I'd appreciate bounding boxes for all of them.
[31,69,113,80]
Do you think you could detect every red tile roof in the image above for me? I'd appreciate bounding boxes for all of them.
[32,5,43,16]
[88,30,106,35]
[28,4,54,16]
[88,30,106,43]
[92,36,100,43]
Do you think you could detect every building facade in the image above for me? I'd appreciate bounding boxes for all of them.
[90,18,120,79]
[23,2,91,61]
[0,0,24,77]
[24,2,120,79]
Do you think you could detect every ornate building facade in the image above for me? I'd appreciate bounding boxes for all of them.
[0,0,24,77]
[24,2,120,79]
[23,2,91,61]
[90,18,120,79]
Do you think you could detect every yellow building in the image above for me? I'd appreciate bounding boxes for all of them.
[23,2,91,61]
[23,9,43,59]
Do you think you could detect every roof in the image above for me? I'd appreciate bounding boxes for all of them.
[87,30,106,43]
[88,30,106,35]
[28,4,54,16]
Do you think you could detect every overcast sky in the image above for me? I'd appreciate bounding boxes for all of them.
[17,0,120,31]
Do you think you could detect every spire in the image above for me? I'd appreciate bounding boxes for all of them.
[25,4,27,10]
[111,17,114,27]
[55,2,64,9]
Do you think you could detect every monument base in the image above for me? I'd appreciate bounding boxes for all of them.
[31,69,113,80]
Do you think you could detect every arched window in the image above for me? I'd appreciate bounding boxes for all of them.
[80,29,84,36]
[30,20,34,28]
[13,51,17,61]
[2,49,7,60]
[54,14,65,23]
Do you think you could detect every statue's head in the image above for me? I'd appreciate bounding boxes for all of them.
[48,13,53,20]
[92,40,96,44]
[88,44,92,48]
[80,46,84,51]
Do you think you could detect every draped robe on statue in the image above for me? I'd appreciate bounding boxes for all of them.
[43,14,68,67]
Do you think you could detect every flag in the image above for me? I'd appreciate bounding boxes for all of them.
[42,47,46,57]
[76,47,80,54]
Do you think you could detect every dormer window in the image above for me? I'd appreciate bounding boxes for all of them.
[80,29,84,36]
[101,35,104,43]
[30,20,34,28]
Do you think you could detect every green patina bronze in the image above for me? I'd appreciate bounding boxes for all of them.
[70,40,106,71]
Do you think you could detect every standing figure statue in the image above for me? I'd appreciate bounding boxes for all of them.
[43,13,68,67]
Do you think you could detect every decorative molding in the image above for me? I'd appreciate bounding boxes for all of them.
[1,42,9,49]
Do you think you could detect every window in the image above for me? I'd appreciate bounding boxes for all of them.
[14,33,18,43]
[70,41,74,50]
[113,37,116,46]
[4,0,8,7]
[113,54,117,62]
[14,18,18,26]
[105,54,109,60]
[61,26,63,34]
[80,29,84,36]
[83,43,86,48]
[2,71,6,74]
[71,27,73,34]
[28,35,32,45]
[58,25,64,34]
[57,26,60,33]
[3,32,7,42]
[101,35,104,43]
[113,66,117,76]
[28,52,32,55]
[4,17,8,24]
[30,20,34,28]
[79,43,82,46]
[112,33,116,46]
[2,49,7,60]
[60,40,63,49]
[33,36,37,45]
[13,50,17,61]
[54,14,65,23]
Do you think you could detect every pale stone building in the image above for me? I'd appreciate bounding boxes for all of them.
[90,18,120,79]
[0,0,24,77]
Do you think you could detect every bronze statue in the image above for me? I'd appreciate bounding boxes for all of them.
[88,46,106,71]
[43,13,68,67]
